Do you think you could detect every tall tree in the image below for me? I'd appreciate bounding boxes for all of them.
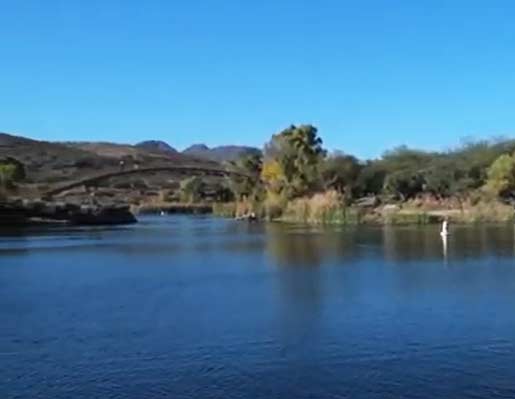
[262,124,325,198]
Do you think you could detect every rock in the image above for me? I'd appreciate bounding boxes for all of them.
[382,204,401,213]
[71,204,137,225]
[355,196,379,208]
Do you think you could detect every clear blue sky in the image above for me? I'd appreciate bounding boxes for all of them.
[1,0,515,158]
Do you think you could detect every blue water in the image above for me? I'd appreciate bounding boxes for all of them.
[1,216,515,398]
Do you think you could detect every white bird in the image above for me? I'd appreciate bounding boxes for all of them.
[440,219,449,236]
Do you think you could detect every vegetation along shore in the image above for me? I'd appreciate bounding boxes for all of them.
[2,126,515,225]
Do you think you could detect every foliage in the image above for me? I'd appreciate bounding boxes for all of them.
[0,158,25,189]
[262,124,325,198]
[261,160,285,194]
[179,176,204,203]
[350,140,515,200]
[213,183,235,202]
[383,170,425,200]
[485,153,515,197]
[354,161,387,196]
[226,153,263,201]
[205,127,515,224]
[321,153,362,197]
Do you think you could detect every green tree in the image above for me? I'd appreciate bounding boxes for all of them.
[321,153,362,197]
[355,161,387,196]
[383,170,425,200]
[262,124,325,198]
[0,158,25,189]
[179,176,204,203]
[226,153,263,201]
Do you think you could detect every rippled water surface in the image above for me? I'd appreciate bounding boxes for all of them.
[2,216,515,398]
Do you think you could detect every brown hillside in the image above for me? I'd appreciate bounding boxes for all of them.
[0,133,217,185]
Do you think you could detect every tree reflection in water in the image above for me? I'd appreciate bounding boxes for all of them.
[264,223,364,267]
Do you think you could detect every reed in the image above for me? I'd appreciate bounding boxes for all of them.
[281,190,351,224]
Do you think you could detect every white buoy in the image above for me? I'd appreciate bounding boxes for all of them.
[160,211,165,216]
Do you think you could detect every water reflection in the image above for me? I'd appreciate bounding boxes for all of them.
[265,223,363,267]
[265,222,515,266]
[442,233,448,263]
[383,224,515,262]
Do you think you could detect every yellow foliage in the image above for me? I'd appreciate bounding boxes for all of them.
[261,160,286,193]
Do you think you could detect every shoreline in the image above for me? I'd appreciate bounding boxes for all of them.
[2,197,514,228]
[0,198,137,226]
[213,200,515,225]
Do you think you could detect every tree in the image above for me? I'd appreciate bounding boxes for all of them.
[226,153,263,201]
[214,184,235,202]
[0,158,25,189]
[355,161,387,196]
[179,176,204,203]
[383,170,425,200]
[422,165,454,197]
[321,153,362,197]
[485,153,515,197]
[262,124,325,198]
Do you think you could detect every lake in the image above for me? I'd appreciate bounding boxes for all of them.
[1,216,515,398]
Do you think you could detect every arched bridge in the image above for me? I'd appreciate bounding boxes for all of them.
[43,165,253,198]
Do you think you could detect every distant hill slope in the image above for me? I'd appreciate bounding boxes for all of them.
[0,132,112,183]
[0,132,217,185]
[183,144,261,162]
[63,141,208,165]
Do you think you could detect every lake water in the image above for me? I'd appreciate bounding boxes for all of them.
[1,216,515,398]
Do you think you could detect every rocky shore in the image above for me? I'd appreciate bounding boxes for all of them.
[0,199,137,226]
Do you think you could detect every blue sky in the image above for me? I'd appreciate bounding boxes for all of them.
[1,0,515,158]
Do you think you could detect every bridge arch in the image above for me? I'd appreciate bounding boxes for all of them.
[43,165,253,198]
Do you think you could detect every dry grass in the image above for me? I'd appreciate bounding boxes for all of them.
[212,202,237,217]
[216,191,515,225]
[456,200,514,223]
[281,190,351,224]
[213,199,262,218]
[384,195,514,224]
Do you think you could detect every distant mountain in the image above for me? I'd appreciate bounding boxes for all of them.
[135,140,178,154]
[183,144,261,162]
[183,144,209,154]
